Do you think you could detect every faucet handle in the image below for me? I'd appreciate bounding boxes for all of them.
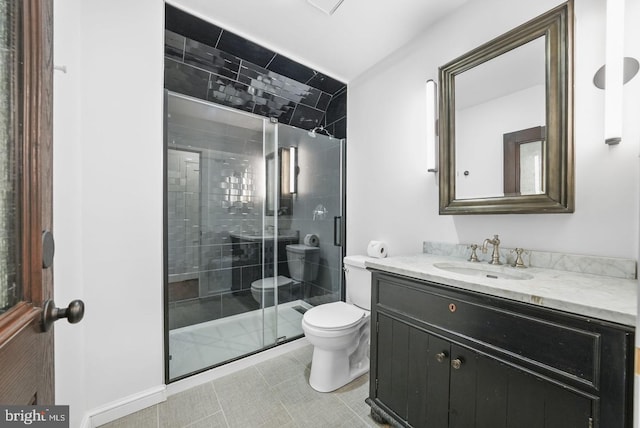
[468,244,480,262]
[511,248,528,268]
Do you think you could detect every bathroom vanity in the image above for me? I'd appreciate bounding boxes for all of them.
[365,254,636,428]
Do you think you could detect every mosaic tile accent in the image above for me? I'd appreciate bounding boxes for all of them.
[423,241,637,280]
[164,4,347,139]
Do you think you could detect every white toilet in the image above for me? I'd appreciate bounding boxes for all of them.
[302,255,371,392]
[250,244,320,307]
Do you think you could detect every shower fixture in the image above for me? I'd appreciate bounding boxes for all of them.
[308,125,334,139]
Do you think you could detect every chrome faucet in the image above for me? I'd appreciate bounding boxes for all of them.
[482,234,502,265]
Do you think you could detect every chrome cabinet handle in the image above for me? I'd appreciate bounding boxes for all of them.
[41,299,85,332]
[451,358,463,370]
[435,352,448,363]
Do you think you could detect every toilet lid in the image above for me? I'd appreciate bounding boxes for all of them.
[251,276,292,290]
[304,301,366,330]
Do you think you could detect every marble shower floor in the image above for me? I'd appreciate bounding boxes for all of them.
[169,300,312,379]
[100,344,385,428]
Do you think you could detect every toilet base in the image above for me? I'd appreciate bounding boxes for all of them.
[308,348,370,393]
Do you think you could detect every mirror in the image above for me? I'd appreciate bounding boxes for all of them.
[439,1,573,214]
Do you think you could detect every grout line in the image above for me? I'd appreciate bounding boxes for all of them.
[337,394,376,427]
[278,395,296,426]
[264,53,277,69]
[214,30,223,49]
[206,372,229,428]
[182,409,226,428]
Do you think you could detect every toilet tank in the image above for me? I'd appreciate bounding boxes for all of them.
[344,255,372,310]
[286,244,320,281]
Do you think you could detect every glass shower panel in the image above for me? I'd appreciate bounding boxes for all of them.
[166,149,200,284]
[166,92,278,380]
[273,124,345,338]
[260,121,280,347]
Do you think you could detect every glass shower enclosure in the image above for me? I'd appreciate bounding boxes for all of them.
[164,92,345,381]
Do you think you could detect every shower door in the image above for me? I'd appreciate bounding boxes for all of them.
[164,92,345,381]
[165,92,280,380]
[275,124,345,308]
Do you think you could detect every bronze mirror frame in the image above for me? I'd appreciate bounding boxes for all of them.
[439,1,574,214]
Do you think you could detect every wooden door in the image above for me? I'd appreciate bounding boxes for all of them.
[0,0,55,404]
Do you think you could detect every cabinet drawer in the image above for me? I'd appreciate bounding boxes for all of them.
[376,275,601,388]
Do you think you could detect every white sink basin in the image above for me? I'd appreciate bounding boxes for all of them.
[433,262,533,280]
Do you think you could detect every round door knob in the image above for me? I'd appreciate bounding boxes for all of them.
[451,358,463,370]
[435,352,448,363]
[41,299,85,332]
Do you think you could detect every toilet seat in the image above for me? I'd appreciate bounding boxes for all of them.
[250,275,293,291]
[303,301,366,331]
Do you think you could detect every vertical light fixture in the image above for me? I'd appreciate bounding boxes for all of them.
[289,146,297,194]
[426,79,438,172]
[604,0,625,145]
[280,148,290,196]
[279,147,297,195]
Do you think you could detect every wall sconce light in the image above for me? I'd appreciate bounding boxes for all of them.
[426,79,438,172]
[603,0,625,145]
[289,146,297,194]
[281,147,297,194]
[593,0,639,145]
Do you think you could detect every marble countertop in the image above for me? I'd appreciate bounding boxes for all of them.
[365,254,638,327]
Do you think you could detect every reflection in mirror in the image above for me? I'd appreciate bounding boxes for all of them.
[519,141,543,194]
[503,126,545,196]
[455,37,545,200]
[439,1,573,214]
[265,148,293,216]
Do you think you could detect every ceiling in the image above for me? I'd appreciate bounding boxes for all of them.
[169,0,470,83]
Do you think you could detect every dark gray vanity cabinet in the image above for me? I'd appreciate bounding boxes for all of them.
[369,272,634,428]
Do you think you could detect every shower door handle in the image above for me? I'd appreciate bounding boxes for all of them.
[333,216,343,246]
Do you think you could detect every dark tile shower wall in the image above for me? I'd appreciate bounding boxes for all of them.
[164,4,347,139]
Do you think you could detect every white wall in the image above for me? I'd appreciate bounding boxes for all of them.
[53,1,86,426]
[456,84,545,199]
[53,0,165,426]
[347,0,640,260]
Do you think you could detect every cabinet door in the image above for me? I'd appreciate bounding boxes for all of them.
[377,313,410,419]
[449,344,594,428]
[408,329,449,427]
[376,313,449,427]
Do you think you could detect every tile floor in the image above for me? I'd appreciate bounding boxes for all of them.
[100,344,386,428]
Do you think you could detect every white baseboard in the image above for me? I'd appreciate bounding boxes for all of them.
[81,337,309,427]
[84,385,167,428]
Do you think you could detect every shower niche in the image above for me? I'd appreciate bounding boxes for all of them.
[165,92,345,381]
